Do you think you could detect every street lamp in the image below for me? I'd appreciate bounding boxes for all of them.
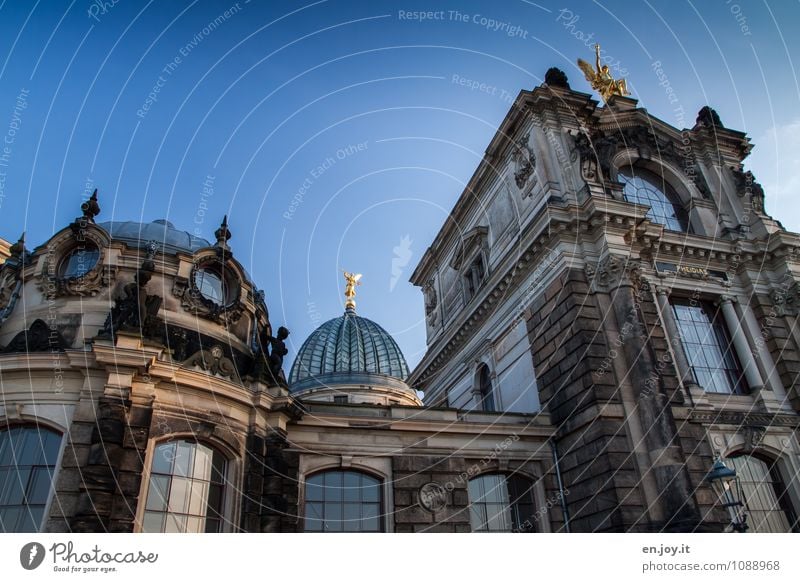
[706,457,748,532]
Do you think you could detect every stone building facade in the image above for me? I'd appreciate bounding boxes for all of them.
[409,69,800,532]
[0,68,798,534]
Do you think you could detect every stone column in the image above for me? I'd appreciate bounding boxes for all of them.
[717,296,765,392]
[609,272,701,530]
[653,286,703,400]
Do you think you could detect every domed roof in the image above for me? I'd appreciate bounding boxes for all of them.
[97,219,210,254]
[289,308,410,388]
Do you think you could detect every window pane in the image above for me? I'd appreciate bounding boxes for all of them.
[324,471,343,493]
[193,446,212,481]
[145,475,170,511]
[727,456,793,533]
[304,471,382,532]
[0,507,22,532]
[211,451,226,484]
[185,516,204,533]
[17,506,45,533]
[28,468,55,505]
[164,513,186,533]
[168,477,191,514]
[0,427,61,533]
[468,474,535,533]
[672,301,746,395]
[196,270,224,304]
[173,442,194,477]
[306,478,325,502]
[144,440,226,533]
[62,248,99,278]
[207,485,224,517]
[188,481,208,516]
[151,443,175,475]
[618,167,687,232]
[142,511,165,533]
[343,503,360,532]
[343,472,360,502]
[362,480,380,503]
[362,503,380,532]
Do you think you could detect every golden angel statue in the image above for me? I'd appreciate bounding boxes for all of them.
[578,44,629,102]
[343,271,362,310]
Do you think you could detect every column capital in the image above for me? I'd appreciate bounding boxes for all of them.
[654,285,671,297]
[715,294,737,306]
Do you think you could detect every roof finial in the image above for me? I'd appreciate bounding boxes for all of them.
[215,215,231,248]
[81,189,100,222]
[9,232,26,258]
[343,271,362,312]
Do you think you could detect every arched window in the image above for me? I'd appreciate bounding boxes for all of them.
[468,473,537,532]
[0,425,62,532]
[618,166,689,232]
[726,454,798,532]
[478,365,496,412]
[304,470,383,532]
[142,440,227,533]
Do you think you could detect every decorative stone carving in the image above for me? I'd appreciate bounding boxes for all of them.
[696,106,723,129]
[81,189,100,222]
[175,257,245,326]
[739,425,766,453]
[585,254,635,291]
[99,243,162,340]
[690,409,799,428]
[256,326,289,387]
[2,319,70,353]
[769,279,799,316]
[214,215,232,250]
[423,279,438,325]
[544,67,570,89]
[0,234,28,319]
[38,196,116,299]
[511,134,536,190]
[185,344,238,380]
[731,168,766,212]
[418,481,448,513]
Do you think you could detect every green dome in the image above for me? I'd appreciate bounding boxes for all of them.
[289,307,409,389]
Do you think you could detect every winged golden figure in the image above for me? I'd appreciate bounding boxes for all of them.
[578,44,629,102]
[343,271,362,309]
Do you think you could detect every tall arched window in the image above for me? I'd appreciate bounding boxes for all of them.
[141,440,227,533]
[726,454,798,532]
[468,473,538,532]
[478,365,496,412]
[304,470,383,532]
[618,166,689,232]
[0,425,62,532]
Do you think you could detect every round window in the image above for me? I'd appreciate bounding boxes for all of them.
[60,246,100,279]
[194,267,229,305]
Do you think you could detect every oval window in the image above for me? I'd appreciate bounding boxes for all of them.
[59,246,100,279]
[194,268,228,305]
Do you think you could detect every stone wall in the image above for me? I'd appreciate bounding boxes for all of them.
[526,268,643,531]
[391,455,472,532]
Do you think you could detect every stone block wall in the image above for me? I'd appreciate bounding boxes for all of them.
[526,268,642,531]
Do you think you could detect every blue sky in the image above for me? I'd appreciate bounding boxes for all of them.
[0,0,798,370]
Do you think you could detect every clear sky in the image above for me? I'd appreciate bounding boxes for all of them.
[0,0,798,371]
